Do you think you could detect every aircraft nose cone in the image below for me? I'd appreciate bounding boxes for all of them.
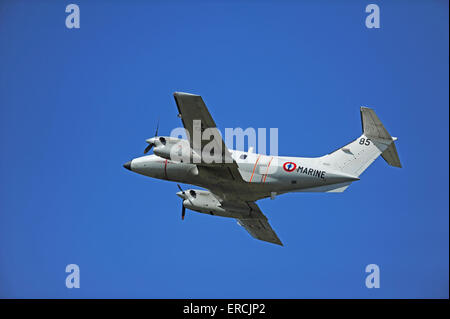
[123,161,132,171]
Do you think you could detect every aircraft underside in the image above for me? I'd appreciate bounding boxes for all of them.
[124,92,401,246]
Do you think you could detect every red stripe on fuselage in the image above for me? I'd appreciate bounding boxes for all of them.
[249,155,261,183]
[262,157,273,184]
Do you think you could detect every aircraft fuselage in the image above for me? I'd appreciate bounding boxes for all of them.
[125,148,359,201]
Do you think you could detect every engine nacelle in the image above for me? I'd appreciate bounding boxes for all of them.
[181,190,249,218]
[153,144,173,160]
[151,136,201,163]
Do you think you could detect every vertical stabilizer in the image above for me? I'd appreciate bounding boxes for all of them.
[321,107,401,178]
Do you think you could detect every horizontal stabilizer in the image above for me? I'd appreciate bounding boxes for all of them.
[361,106,402,168]
[381,141,402,168]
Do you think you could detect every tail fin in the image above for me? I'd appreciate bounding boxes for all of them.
[360,107,402,168]
[321,107,401,177]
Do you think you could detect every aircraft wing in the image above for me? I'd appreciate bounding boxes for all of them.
[173,92,243,181]
[236,202,283,246]
[173,92,233,164]
[173,92,281,245]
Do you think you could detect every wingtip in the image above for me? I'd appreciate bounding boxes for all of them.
[272,238,284,246]
[173,91,200,97]
[360,106,373,112]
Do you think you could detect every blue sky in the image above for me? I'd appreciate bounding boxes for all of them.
[0,0,448,298]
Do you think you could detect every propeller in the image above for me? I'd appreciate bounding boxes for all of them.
[154,119,159,137]
[143,143,153,154]
[177,184,192,220]
[144,120,160,154]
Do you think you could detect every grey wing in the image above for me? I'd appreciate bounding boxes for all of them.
[173,93,282,245]
[173,92,243,182]
[205,192,282,246]
[233,201,283,246]
[173,92,232,163]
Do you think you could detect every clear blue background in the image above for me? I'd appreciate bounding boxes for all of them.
[0,0,448,298]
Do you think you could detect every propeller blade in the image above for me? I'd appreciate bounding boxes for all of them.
[144,144,153,154]
[154,119,159,137]
[143,120,159,154]
[182,205,185,220]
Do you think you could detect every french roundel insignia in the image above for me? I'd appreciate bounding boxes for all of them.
[283,162,297,172]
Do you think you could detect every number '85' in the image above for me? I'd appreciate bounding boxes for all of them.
[359,138,371,146]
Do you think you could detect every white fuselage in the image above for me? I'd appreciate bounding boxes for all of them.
[127,148,359,202]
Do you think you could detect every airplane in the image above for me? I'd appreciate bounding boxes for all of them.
[123,92,401,246]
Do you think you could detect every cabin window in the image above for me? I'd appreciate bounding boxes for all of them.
[240,154,247,159]
[291,180,297,184]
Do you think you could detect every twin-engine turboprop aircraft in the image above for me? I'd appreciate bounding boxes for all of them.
[123,92,401,246]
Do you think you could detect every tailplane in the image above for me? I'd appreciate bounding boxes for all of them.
[321,107,401,178]
[360,106,402,168]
